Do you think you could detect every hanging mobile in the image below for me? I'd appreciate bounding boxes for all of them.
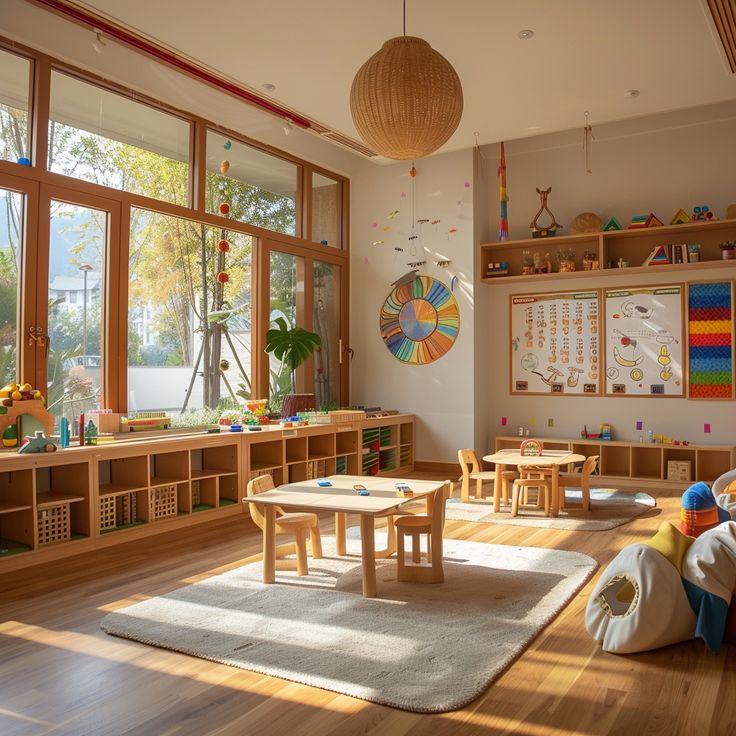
[583,111,594,174]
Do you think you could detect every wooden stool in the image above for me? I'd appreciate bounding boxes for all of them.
[511,475,552,517]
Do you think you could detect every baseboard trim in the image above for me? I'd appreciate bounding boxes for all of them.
[413,461,461,475]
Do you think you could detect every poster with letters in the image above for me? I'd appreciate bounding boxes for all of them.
[510,290,600,395]
[603,284,684,396]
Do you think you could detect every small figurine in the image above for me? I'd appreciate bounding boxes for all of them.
[85,419,98,445]
[18,430,57,454]
[530,187,562,238]
[533,251,551,274]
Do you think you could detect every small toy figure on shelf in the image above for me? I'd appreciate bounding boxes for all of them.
[18,430,57,454]
[533,251,551,274]
[556,248,577,272]
[521,250,535,275]
[582,249,599,270]
[530,187,562,238]
[693,205,717,222]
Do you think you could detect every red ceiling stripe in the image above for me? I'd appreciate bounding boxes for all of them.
[31,0,312,129]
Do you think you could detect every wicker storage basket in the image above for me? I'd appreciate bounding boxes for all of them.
[151,485,177,520]
[329,410,367,424]
[37,502,71,546]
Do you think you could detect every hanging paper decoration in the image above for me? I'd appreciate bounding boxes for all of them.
[216,271,229,283]
[217,239,230,252]
[220,159,230,174]
[688,282,734,399]
[498,142,509,241]
[219,202,230,215]
[223,140,232,150]
[380,275,459,364]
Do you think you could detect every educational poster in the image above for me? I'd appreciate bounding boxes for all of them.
[687,281,734,400]
[510,290,600,395]
[603,285,684,396]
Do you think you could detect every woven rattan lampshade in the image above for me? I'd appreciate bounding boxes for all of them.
[350,35,463,160]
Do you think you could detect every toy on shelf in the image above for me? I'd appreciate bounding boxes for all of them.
[121,412,172,432]
[646,213,664,228]
[485,261,509,277]
[628,214,648,229]
[530,187,562,238]
[18,430,57,454]
[556,248,576,273]
[670,208,691,225]
[582,249,599,270]
[642,245,670,266]
[720,240,736,260]
[692,205,717,222]
[569,212,602,234]
[533,251,552,274]
[602,217,622,231]
[0,381,54,448]
[2,425,17,447]
[521,250,535,275]
[599,423,612,440]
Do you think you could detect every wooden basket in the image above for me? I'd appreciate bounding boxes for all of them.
[329,410,367,424]
[151,485,177,520]
[192,480,201,506]
[99,495,117,531]
[37,502,70,546]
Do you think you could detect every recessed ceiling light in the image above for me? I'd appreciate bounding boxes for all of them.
[262,83,276,93]
[624,89,640,98]
[517,29,535,40]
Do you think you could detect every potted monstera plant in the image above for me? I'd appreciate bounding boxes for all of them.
[265,317,322,416]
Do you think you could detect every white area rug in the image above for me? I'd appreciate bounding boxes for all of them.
[101,535,597,713]
[446,488,657,531]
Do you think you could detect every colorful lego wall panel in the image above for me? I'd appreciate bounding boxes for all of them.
[687,282,734,399]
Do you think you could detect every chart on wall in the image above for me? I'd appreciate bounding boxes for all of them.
[603,284,684,396]
[510,290,600,395]
[687,281,734,400]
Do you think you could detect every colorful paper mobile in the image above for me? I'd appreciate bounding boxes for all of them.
[498,142,508,241]
[380,276,459,364]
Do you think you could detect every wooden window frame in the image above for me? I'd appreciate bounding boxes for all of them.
[0,37,351,411]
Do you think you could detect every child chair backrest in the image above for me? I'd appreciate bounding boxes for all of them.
[582,455,599,479]
[246,474,275,531]
[458,449,481,478]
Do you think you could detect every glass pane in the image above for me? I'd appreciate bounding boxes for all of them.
[268,251,299,404]
[206,129,296,236]
[313,262,340,408]
[0,49,31,164]
[128,208,253,425]
[48,71,190,205]
[311,172,340,248]
[0,188,23,385]
[48,201,107,431]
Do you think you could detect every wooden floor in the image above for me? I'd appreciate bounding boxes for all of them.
[2,474,736,736]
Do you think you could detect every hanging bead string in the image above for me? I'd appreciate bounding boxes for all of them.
[583,111,594,174]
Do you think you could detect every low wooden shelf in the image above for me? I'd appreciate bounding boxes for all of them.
[0,415,415,572]
[494,435,734,491]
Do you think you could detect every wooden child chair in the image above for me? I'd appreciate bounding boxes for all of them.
[246,474,323,575]
[511,468,552,517]
[457,449,518,504]
[558,455,599,512]
[394,481,451,583]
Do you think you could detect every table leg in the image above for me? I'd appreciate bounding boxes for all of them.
[551,465,560,517]
[360,514,377,598]
[493,463,504,513]
[262,505,276,584]
[335,512,347,556]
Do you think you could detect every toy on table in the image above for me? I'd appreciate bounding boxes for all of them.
[395,482,413,497]
[317,479,333,487]
[519,438,543,456]
[18,430,57,454]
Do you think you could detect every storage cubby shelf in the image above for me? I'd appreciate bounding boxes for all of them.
[36,493,85,508]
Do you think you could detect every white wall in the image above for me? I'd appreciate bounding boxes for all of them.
[350,150,475,462]
[479,102,736,448]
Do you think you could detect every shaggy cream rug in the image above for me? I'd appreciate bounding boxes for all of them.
[101,536,596,713]
[446,488,657,531]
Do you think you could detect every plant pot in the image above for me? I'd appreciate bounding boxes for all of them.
[721,249,735,260]
[558,261,576,272]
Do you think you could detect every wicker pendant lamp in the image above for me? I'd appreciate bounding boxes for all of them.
[350,5,463,160]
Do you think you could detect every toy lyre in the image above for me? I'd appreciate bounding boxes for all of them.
[530,187,562,238]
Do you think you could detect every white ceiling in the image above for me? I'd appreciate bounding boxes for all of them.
[31,1,736,159]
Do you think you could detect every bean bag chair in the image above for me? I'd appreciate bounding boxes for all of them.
[585,522,697,654]
[712,469,736,520]
[681,481,730,537]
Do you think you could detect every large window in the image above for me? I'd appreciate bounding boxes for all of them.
[313,261,341,408]
[311,172,341,248]
[128,209,252,419]
[268,250,300,404]
[0,187,22,385]
[0,49,30,165]
[47,201,107,428]
[48,71,190,205]
[206,129,297,236]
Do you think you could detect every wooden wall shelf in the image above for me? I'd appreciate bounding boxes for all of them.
[494,435,734,491]
[0,415,415,573]
[481,218,736,283]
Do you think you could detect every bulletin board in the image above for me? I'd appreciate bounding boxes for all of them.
[687,281,734,400]
[510,290,601,395]
[603,284,684,396]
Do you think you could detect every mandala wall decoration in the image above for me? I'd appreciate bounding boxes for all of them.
[380,275,459,364]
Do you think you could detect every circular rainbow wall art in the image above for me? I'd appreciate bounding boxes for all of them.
[380,276,460,364]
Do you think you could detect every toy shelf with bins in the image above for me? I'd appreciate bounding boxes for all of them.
[359,417,415,476]
[481,217,736,284]
[494,436,735,489]
[0,416,415,572]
